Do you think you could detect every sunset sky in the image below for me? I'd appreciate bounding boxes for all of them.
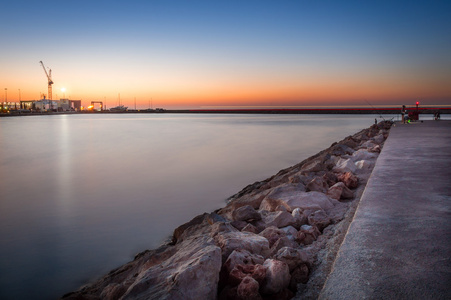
[1,0,450,108]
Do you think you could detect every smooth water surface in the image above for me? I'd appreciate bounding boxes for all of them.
[1,114,383,299]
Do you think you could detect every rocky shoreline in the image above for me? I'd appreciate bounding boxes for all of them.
[62,121,393,300]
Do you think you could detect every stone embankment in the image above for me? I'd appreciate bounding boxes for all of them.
[63,121,393,300]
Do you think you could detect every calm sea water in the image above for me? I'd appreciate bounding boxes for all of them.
[0,113,402,299]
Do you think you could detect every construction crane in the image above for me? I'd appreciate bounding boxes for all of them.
[39,61,54,100]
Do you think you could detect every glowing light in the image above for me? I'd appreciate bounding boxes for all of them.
[61,88,66,93]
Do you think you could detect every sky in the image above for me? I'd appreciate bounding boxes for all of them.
[1,0,450,109]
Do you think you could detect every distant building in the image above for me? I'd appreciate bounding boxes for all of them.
[34,99,58,111]
[20,99,82,111]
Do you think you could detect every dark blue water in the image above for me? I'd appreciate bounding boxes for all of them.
[0,114,386,299]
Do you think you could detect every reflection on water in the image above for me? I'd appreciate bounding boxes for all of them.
[1,114,379,299]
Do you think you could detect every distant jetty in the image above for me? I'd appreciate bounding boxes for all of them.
[62,121,393,300]
[1,106,450,117]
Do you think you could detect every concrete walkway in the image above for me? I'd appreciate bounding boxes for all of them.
[319,120,451,299]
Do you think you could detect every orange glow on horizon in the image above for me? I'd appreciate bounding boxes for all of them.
[2,71,450,108]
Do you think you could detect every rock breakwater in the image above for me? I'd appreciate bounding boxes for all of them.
[62,121,392,300]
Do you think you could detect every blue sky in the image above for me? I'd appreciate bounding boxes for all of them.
[1,0,450,107]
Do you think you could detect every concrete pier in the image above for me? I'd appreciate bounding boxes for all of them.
[319,121,451,299]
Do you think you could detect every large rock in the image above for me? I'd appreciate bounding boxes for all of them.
[237,276,262,300]
[300,158,326,173]
[296,224,321,245]
[355,159,374,171]
[258,226,286,248]
[306,176,329,193]
[241,223,258,233]
[231,220,248,231]
[333,158,357,173]
[369,144,382,153]
[229,264,266,286]
[360,140,377,149]
[273,247,312,272]
[307,210,331,231]
[288,173,311,185]
[172,213,208,244]
[223,249,265,273]
[122,236,222,300]
[259,183,305,211]
[284,191,335,213]
[327,182,354,200]
[214,231,270,261]
[261,211,296,228]
[322,172,338,187]
[269,237,299,257]
[280,225,298,241]
[219,190,270,220]
[232,205,261,222]
[351,149,379,162]
[373,133,385,144]
[337,172,359,189]
[330,144,355,156]
[261,259,291,295]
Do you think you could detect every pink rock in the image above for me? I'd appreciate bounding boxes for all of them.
[223,249,265,273]
[280,225,298,241]
[218,190,270,220]
[215,231,270,262]
[307,210,331,231]
[333,158,357,173]
[327,182,353,200]
[237,276,262,300]
[275,205,288,212]
[284,191,335,212]
[229,264,267,286]
[322,172,338,187]
[269,237,298,257]
[300,158,326,173]
[259,183,305,212]
[251,264,267,285]
[258,226,285,248]
[262,211,296,228]
[369,145,381,153]
[352,148,378,161]
[261,259,291,294]
[241,223,258,233]
[231,220,248,231]
[296,224,321,245]
[232,205,262,222]
[306,176,329,193]
[123,241,222,300]
[337,172,359,189]
[300,205,324,218]
[355,159,374,171]
[326,185,342,201]
[273,246,312,272]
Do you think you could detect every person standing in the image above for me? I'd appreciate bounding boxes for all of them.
[401,105,406,124]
